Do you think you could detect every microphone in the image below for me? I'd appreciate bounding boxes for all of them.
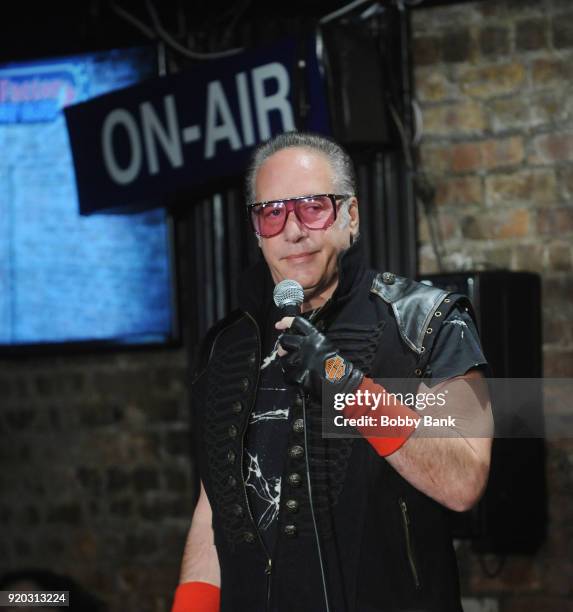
[273,279,304,317]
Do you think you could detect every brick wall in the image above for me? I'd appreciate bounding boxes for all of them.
[412,1,573,610]
[0,349,193,611]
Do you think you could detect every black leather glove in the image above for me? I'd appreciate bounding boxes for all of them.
[279,316,364,400]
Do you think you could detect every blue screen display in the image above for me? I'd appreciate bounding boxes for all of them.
[0,47,177,347]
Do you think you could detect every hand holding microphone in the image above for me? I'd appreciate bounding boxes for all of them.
[273,279,363,400]
[273,280,416,457]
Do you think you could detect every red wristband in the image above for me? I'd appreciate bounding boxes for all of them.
[343,377,417,457]
[171,581,220,612]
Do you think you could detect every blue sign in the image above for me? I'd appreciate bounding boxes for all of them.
[64,37,330,215]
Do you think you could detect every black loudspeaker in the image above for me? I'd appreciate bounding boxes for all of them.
[417,271,547,554]
[320,21,395,147]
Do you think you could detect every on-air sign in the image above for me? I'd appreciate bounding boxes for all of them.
[64,38,330,215]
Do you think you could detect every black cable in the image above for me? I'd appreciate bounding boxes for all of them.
[414,172,446,272]
[387,82,447,273]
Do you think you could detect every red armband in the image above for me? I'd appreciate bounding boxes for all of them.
[343,377,417,457]
[171,581,220,612]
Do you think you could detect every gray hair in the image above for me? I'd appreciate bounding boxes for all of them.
[245,131,357,205]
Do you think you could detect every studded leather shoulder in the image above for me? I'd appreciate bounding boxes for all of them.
[370,272,455,355]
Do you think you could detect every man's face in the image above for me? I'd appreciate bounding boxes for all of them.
[254,146,358,301]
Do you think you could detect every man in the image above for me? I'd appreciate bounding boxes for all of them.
[172,132,492,612]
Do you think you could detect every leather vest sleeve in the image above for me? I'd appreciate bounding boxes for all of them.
[370,272,476,377]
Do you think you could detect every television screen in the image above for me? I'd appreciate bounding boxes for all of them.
[0,46,178,351]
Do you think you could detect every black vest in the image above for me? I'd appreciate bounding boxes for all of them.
[191,241,472,612]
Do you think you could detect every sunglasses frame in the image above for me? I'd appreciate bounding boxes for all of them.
[247,193,350,238]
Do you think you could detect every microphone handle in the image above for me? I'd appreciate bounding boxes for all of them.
[280,304,301,317]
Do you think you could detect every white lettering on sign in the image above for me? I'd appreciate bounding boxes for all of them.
[141,94,183,174]
[102,108,142,185]
[100,60,297,185]
[182,125,201,143]
[236,71,255,146]
[204,80,242,159]
[252,62,295,140]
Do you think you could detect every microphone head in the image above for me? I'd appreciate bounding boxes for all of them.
[273,279,304,310]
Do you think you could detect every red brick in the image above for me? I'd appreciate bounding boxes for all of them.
[423,101,486,136]
[435,176,483,206]
[482,136,524,170]
[419,144,452,174]
[486,169,557,206]
[459,63,526,99]
[544,350,573,377]
[532,58,573,86]
[530,132,573,164]
[418,210,458,242]
[462,209,530,240]
[530,89,570,127]
[415,69,458,103]
[513,243,545,273]
[493,209,530,238]
[537,208,573,235]
[546,242,572,271]
[487,97,532,132]
[451,141,483,172]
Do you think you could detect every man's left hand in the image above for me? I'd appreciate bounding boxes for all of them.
[276,316,363,399]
